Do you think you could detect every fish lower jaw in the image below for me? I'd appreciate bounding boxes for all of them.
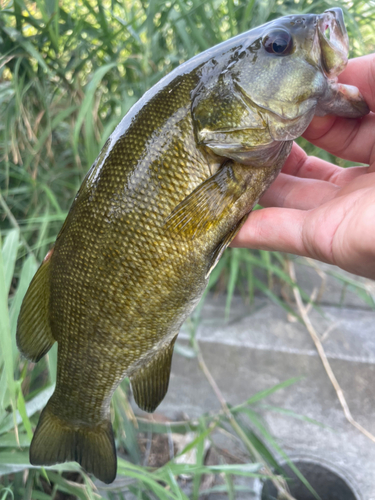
[315,80,370,118]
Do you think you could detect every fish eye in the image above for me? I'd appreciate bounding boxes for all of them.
[263,29,293,55]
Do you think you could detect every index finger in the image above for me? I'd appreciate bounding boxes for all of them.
[303,54,375,166]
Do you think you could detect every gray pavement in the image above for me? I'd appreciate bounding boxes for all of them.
[154,262,375,499]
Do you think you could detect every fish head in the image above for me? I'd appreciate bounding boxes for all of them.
[192,8,369,148]
[231,8,369,140]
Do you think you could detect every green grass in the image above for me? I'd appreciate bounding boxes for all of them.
[1,0,375,498]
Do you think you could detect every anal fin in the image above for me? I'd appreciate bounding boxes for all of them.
[206,213,248,278]
[130,336,177,413]
[17,251,55,362]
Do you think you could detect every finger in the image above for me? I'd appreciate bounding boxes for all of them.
[339,54,375,112]
[231,207,309,256]
[232,187,375,279]
[334,170,375,197]
[259,173,340,210]
[231,200,339,268]
[303,54,375,165]
[264,166,372,210]
[282,143,342,179]
[303,113,375,166]
[281,143,369,185]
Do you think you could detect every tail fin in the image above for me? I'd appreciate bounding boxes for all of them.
[30,401,117,484]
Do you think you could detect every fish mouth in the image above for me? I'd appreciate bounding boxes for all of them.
[314,8,369,118]
[317,8,349,79]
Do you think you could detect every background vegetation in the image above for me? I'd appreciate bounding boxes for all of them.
[1,0,375,498]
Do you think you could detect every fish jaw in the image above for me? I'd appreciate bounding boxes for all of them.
[317,8,349,79]
[314,8,369,118]
[316,80,370,118]
[211,8,369,146]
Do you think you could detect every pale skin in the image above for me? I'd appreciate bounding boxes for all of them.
[232,54,375,280]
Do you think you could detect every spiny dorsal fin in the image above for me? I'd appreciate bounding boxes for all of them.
[164,161,247,239]
[206,214,248,278]
[130,336,177,413]
[17,251,55,362]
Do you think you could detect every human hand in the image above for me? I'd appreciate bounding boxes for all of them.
[232,54,375,280]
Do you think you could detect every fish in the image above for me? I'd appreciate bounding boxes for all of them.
[17,8,369,484]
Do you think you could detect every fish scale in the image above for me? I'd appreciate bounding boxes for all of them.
[17,8,369,483]
[47,74,209,426]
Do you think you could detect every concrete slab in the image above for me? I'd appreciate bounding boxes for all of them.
[251,257,375,310]
[292,258,375,310]
[153,293,375,499]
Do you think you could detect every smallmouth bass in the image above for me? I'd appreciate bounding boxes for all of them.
[17,9,369,483]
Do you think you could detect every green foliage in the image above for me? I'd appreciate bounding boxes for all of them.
[1,0,375,498]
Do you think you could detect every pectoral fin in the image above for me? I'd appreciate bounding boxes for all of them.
[17,251,55,362]
[130,336,177,413]
[206,214,248,278]
[165,160,247,239]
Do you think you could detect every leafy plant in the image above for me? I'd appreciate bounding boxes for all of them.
[1,0,375,498]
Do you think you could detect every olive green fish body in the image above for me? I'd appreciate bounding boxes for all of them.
[48,74,290,422]
[17,9,369,483]
[49,75,204,420]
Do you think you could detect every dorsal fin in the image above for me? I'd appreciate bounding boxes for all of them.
[17,250,55,362]
[130,336,177,413]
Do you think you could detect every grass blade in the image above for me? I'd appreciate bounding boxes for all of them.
[0,232,16,421]
[1,228,19,295]
[73,62,117,159]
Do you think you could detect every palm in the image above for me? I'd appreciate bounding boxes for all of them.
[233,54,375,280]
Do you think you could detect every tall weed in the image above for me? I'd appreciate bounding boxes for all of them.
[1,0,374,498]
